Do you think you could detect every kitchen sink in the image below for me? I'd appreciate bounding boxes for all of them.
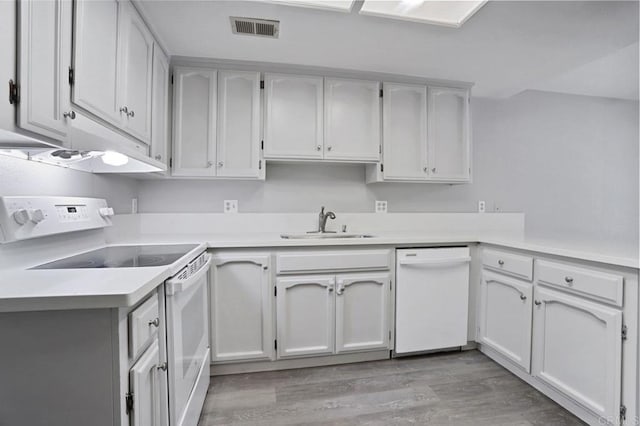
[280,233,375,239]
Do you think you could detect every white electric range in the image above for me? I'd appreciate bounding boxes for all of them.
[0,196,210,426]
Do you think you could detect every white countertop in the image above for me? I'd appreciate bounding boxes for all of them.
[0,233,636,313]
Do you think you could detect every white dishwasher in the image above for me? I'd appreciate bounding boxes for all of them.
[395,247,471,355]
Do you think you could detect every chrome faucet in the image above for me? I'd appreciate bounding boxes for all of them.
[318,206,336,233]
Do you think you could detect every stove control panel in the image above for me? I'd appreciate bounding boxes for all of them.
[0,197,112,244]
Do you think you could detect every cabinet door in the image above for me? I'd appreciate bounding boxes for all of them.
[210,254,273,362]
[264,73,323,159]
[276,276,335,358]
[532,286,622,420]
[427,87,470,181]
[129,339,169,426]
[150,44,169,165]
[324,78,380,161]
[117,1,153,143]
[172,67,217,176]
[335,272,390,353]
[381,83,427,180]
[72,0,120,124]
[17,0,73,144]
[217,71,261,178]
[479,270,533,372]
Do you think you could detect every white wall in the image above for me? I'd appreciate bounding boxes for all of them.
[0,155,138,214]
[136,90,639,250]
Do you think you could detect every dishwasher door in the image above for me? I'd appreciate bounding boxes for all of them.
[395,247,471,354]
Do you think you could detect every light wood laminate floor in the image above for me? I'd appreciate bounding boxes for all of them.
[198,350,585,426]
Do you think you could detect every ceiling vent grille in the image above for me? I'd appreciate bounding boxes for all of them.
[230,17,279,38]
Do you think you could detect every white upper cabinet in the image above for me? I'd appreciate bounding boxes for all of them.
[72,0,120,124]
[381,82,428,180]
[117,1,153,143]
[17,0,73,145]
[264,73,324,160]
[172,67,217,177]
[427,87,470,181]
[276,276,335,359]
[478,270,533,372]
[217,71,262,178]
[532,286,622,421]
[335,272,390,353]
[150,44,169,165]
[324,78,381,161]
[210,254,273,362]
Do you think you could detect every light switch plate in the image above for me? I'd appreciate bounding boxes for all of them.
[375,200,388,213]
[224,200,238,213]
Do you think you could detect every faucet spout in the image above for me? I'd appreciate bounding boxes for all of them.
[318,206,336,233]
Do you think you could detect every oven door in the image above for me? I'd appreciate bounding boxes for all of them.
[165,254,211,426]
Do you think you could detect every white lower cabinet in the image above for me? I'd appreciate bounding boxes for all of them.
[335,272,390,353]
[478,270,533,372]
[276,275,336,358]
[531,285,622,421]
[210,254,273,362]
[129,339,168,426]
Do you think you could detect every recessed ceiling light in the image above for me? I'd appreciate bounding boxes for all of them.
[359,0,488,28]
[264,0,355,13]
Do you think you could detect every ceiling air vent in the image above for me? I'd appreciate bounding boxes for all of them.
[230,17,279,38]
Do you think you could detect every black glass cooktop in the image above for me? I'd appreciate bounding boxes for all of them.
[31,244,199,269]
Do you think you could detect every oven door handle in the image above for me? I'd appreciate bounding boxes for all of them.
[166,254,212,296]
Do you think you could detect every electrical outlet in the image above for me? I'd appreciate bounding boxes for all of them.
[478,200,486,213]
[224,200,238,213]
[375,200,388,213]
[131,198,138,214]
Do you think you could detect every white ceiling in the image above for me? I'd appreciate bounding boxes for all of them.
[137,0,639,99]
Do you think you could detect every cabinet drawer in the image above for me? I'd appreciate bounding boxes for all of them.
[276,249,391,274]
[483,248,533,281]
[128,294,160,359]
[536,260,623,306]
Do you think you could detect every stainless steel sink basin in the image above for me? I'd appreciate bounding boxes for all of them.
[281,233,375,239]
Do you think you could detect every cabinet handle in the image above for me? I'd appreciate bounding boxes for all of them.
[154,155,162,161]
[520,294,527,301]
[207,161,213,168]
[63,111,76,120]
[218,161,224,167]
[328,286,334,292]
[498,259,504,266]
[564,276,574,285]
[119,106,129,115]
[327,146,332,151]
[316,145,322,151]
[128,110,135,118]
[432,167,437,173]
[148,317,160,327]
[156,362,168,371]
[534,300,541,306]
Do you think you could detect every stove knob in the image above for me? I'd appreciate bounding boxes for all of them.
[12,209,31,225]
[31,209,45,224]
[99,207,115,217]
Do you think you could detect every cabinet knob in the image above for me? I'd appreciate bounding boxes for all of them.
[119,106,129,115]
[207,161,213,168]
[63,111,76,120]
[154,155,162,161]
[498,259,504,266]
[327,146,332,151]
[564,276,574,285]
[148,317,160,327]
[316,145,322,151]
[156,362,168,371]
[128,110,135,118]
[520,294,527,301]
[432,167,437,173]
[423,167,428,173]
[328,286,334,292]
[218,161,224,167]
[534,300,541,306]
